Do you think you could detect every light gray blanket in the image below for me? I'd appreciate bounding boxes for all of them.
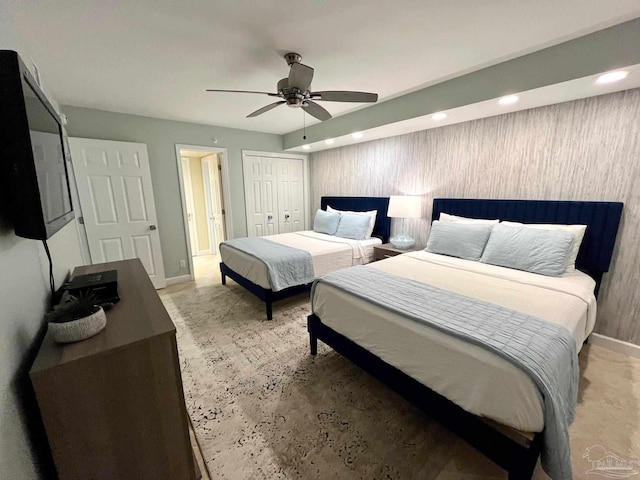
[222,237,314,291]
[312,266,578,480]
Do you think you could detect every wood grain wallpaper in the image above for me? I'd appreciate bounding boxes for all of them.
[310,88,640,345]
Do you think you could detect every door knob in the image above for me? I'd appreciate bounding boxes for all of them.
[285,214,290,219]
[267,215,273,220]
[150,225,157,230]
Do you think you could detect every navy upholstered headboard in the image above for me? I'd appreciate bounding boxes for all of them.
[432,199,623,278]
[321,196,391,243]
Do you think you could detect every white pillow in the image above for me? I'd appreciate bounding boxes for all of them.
[327,206,377,239]
[439,212,499,225]
[501,221,587,273]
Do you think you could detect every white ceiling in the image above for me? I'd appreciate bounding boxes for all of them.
[7,0,640,134]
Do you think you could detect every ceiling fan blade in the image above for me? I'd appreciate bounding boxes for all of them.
[288,63,314,91]
[247,101,286,118]
[206,89,280,97]
[302,100,332,121]
[310,91,378,103]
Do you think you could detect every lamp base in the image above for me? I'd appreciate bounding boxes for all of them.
[390,233,415,249]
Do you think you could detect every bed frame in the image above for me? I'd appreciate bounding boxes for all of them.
[220,196,391,320]
[308,198,623,479]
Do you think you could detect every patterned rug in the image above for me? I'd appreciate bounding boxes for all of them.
[162,281,463,479]
[163,280,640,480]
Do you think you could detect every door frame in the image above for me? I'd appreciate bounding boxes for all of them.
[175,144,232,281]
[241,150,310,233]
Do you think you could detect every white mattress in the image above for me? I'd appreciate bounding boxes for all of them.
[312,251,597,433]
[220,231,381,289]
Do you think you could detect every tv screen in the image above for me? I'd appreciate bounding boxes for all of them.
[0,50,75,240]
[23,78,73,225]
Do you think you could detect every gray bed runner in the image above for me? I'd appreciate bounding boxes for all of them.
[222,237,314,292]
[312,266,578,480]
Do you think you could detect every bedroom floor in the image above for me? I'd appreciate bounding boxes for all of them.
[161,272,640,480]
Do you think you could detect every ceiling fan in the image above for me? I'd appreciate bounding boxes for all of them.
[206,52,378,121]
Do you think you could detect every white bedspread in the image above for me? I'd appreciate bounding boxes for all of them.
[220,231,381,289]
[312,251,596,432]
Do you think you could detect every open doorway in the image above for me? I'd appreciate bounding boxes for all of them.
[175,145,232,282]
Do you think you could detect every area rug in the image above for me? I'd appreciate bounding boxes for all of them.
[163,281,640,480]
[162,281,462,479]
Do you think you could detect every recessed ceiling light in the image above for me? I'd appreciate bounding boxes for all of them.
[324,139,335,145]
[498,95,519,105]
[352,132,363,139]
[596,70,628,84]
[302,145,311,150]
[432,112,447,121]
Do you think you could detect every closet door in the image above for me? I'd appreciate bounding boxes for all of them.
[277,159,292,233]
[243,154,306,237]
[261,157,278,236]
[288,159,304,232]
[243,155,266,236]
[277,158,304,233]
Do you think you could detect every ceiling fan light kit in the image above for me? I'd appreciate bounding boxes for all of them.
[206,53,379,121]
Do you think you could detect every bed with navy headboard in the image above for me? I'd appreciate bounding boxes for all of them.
[219,196,391,320]
[432,198,623,294]
[308,197,623,480]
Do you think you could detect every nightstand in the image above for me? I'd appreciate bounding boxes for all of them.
[373,243,423,261]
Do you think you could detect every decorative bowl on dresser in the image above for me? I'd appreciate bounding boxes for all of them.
[30,258,199,480]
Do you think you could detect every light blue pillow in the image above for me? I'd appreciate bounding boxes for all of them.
[425,221,493,261]
[480,223,574,276]
[335,213,371,240]
[313,209,341,235]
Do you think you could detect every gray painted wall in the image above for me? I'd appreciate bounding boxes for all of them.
[310,88,640,346]
[62,106,285,279]
[0,223,82,480]
[1,21,85,479]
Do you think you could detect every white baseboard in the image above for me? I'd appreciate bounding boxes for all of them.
[165,274,193,286]
[590,333,640,359]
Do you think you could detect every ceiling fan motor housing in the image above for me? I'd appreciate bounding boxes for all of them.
[278,77,308,108]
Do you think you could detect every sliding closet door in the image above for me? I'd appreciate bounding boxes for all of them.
[242,154,306,237]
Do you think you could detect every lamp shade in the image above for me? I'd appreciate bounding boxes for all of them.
[387,195,422,218]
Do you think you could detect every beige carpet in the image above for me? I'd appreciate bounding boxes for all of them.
[162,280,640,480]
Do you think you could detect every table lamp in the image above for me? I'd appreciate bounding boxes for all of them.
[387,195,421,249]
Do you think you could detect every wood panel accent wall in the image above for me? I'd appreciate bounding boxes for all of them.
[309,88,640,345]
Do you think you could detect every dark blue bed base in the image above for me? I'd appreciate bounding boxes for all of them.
[309,198,623,480]
[220,196,391,320]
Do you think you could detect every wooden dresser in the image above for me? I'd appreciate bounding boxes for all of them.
[30,259,197,480]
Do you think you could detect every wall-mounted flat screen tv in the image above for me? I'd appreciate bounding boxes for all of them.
[0,50,74,240]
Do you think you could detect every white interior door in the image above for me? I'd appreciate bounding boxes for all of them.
[69,138,166,288]
[277,158,304,233]
[261,157,278,236]
[211,157,226,251]
[181,157,199,256]
[288,159,304,232]
[277,159,291,233]
[243,155,278,237]
[202,155,226,255]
